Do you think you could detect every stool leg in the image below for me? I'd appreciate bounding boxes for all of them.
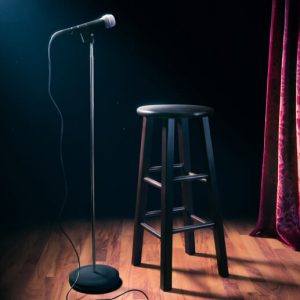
[160,118,175,291]
[177,118,195,255]
[202,116,229,277]
[132,117,153,266]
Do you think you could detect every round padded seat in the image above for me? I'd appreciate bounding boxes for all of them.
[137,104,213,118]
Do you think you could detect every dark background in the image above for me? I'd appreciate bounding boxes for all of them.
[0,0,271,227]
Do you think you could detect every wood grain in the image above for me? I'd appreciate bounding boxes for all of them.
[0,219,300,299]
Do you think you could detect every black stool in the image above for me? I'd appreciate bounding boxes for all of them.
[132,104,229,291]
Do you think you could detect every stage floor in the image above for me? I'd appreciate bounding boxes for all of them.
[0,219,300,299]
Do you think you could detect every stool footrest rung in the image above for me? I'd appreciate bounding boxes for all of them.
[190,214,209,224]
[174,172,208,182]
[140,222,161,239]
[144,177,162,189]
[144,172,208,189]
[149,163,183,172]
[173,222,215,234]
[140,217,214,238]
[145,206,185,217]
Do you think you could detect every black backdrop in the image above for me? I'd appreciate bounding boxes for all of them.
[0,0,271,226]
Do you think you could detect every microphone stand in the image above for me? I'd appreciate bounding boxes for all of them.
[68,31,122,294]
[89,33,97,271]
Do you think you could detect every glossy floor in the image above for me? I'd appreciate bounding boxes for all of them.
[0,219,299,299]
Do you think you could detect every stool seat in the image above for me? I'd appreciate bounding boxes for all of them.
[137,104,214,118]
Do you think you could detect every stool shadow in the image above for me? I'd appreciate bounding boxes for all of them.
[170,288,243,299]
[138,262,300,289]
[194,252,300,272]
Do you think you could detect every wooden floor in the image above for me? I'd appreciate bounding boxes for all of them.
[0,219,300,300]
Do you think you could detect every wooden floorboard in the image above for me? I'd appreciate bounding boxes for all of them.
[0,219,300,300]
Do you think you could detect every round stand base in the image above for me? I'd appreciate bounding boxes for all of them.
[69,265,122,294]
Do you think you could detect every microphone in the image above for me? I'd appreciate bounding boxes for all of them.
[51,14,116,39]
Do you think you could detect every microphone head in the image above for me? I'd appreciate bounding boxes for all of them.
[101,14,116,29]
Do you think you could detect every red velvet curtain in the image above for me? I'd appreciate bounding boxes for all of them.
[250,0,300,250]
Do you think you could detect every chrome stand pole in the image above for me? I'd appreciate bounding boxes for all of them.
[89,34,96,270]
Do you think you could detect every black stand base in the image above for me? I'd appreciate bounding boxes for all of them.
[69,265,122,294]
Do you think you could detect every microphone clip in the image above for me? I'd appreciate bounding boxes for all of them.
[80,31,94,44]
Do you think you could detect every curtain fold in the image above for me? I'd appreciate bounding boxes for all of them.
[251,0,300,250]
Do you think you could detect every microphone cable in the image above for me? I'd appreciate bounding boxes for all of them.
[97,289,149,300]
[48,34,149,300]
[48,34,81,299]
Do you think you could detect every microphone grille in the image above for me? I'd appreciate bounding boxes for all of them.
[101,14,116,29]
